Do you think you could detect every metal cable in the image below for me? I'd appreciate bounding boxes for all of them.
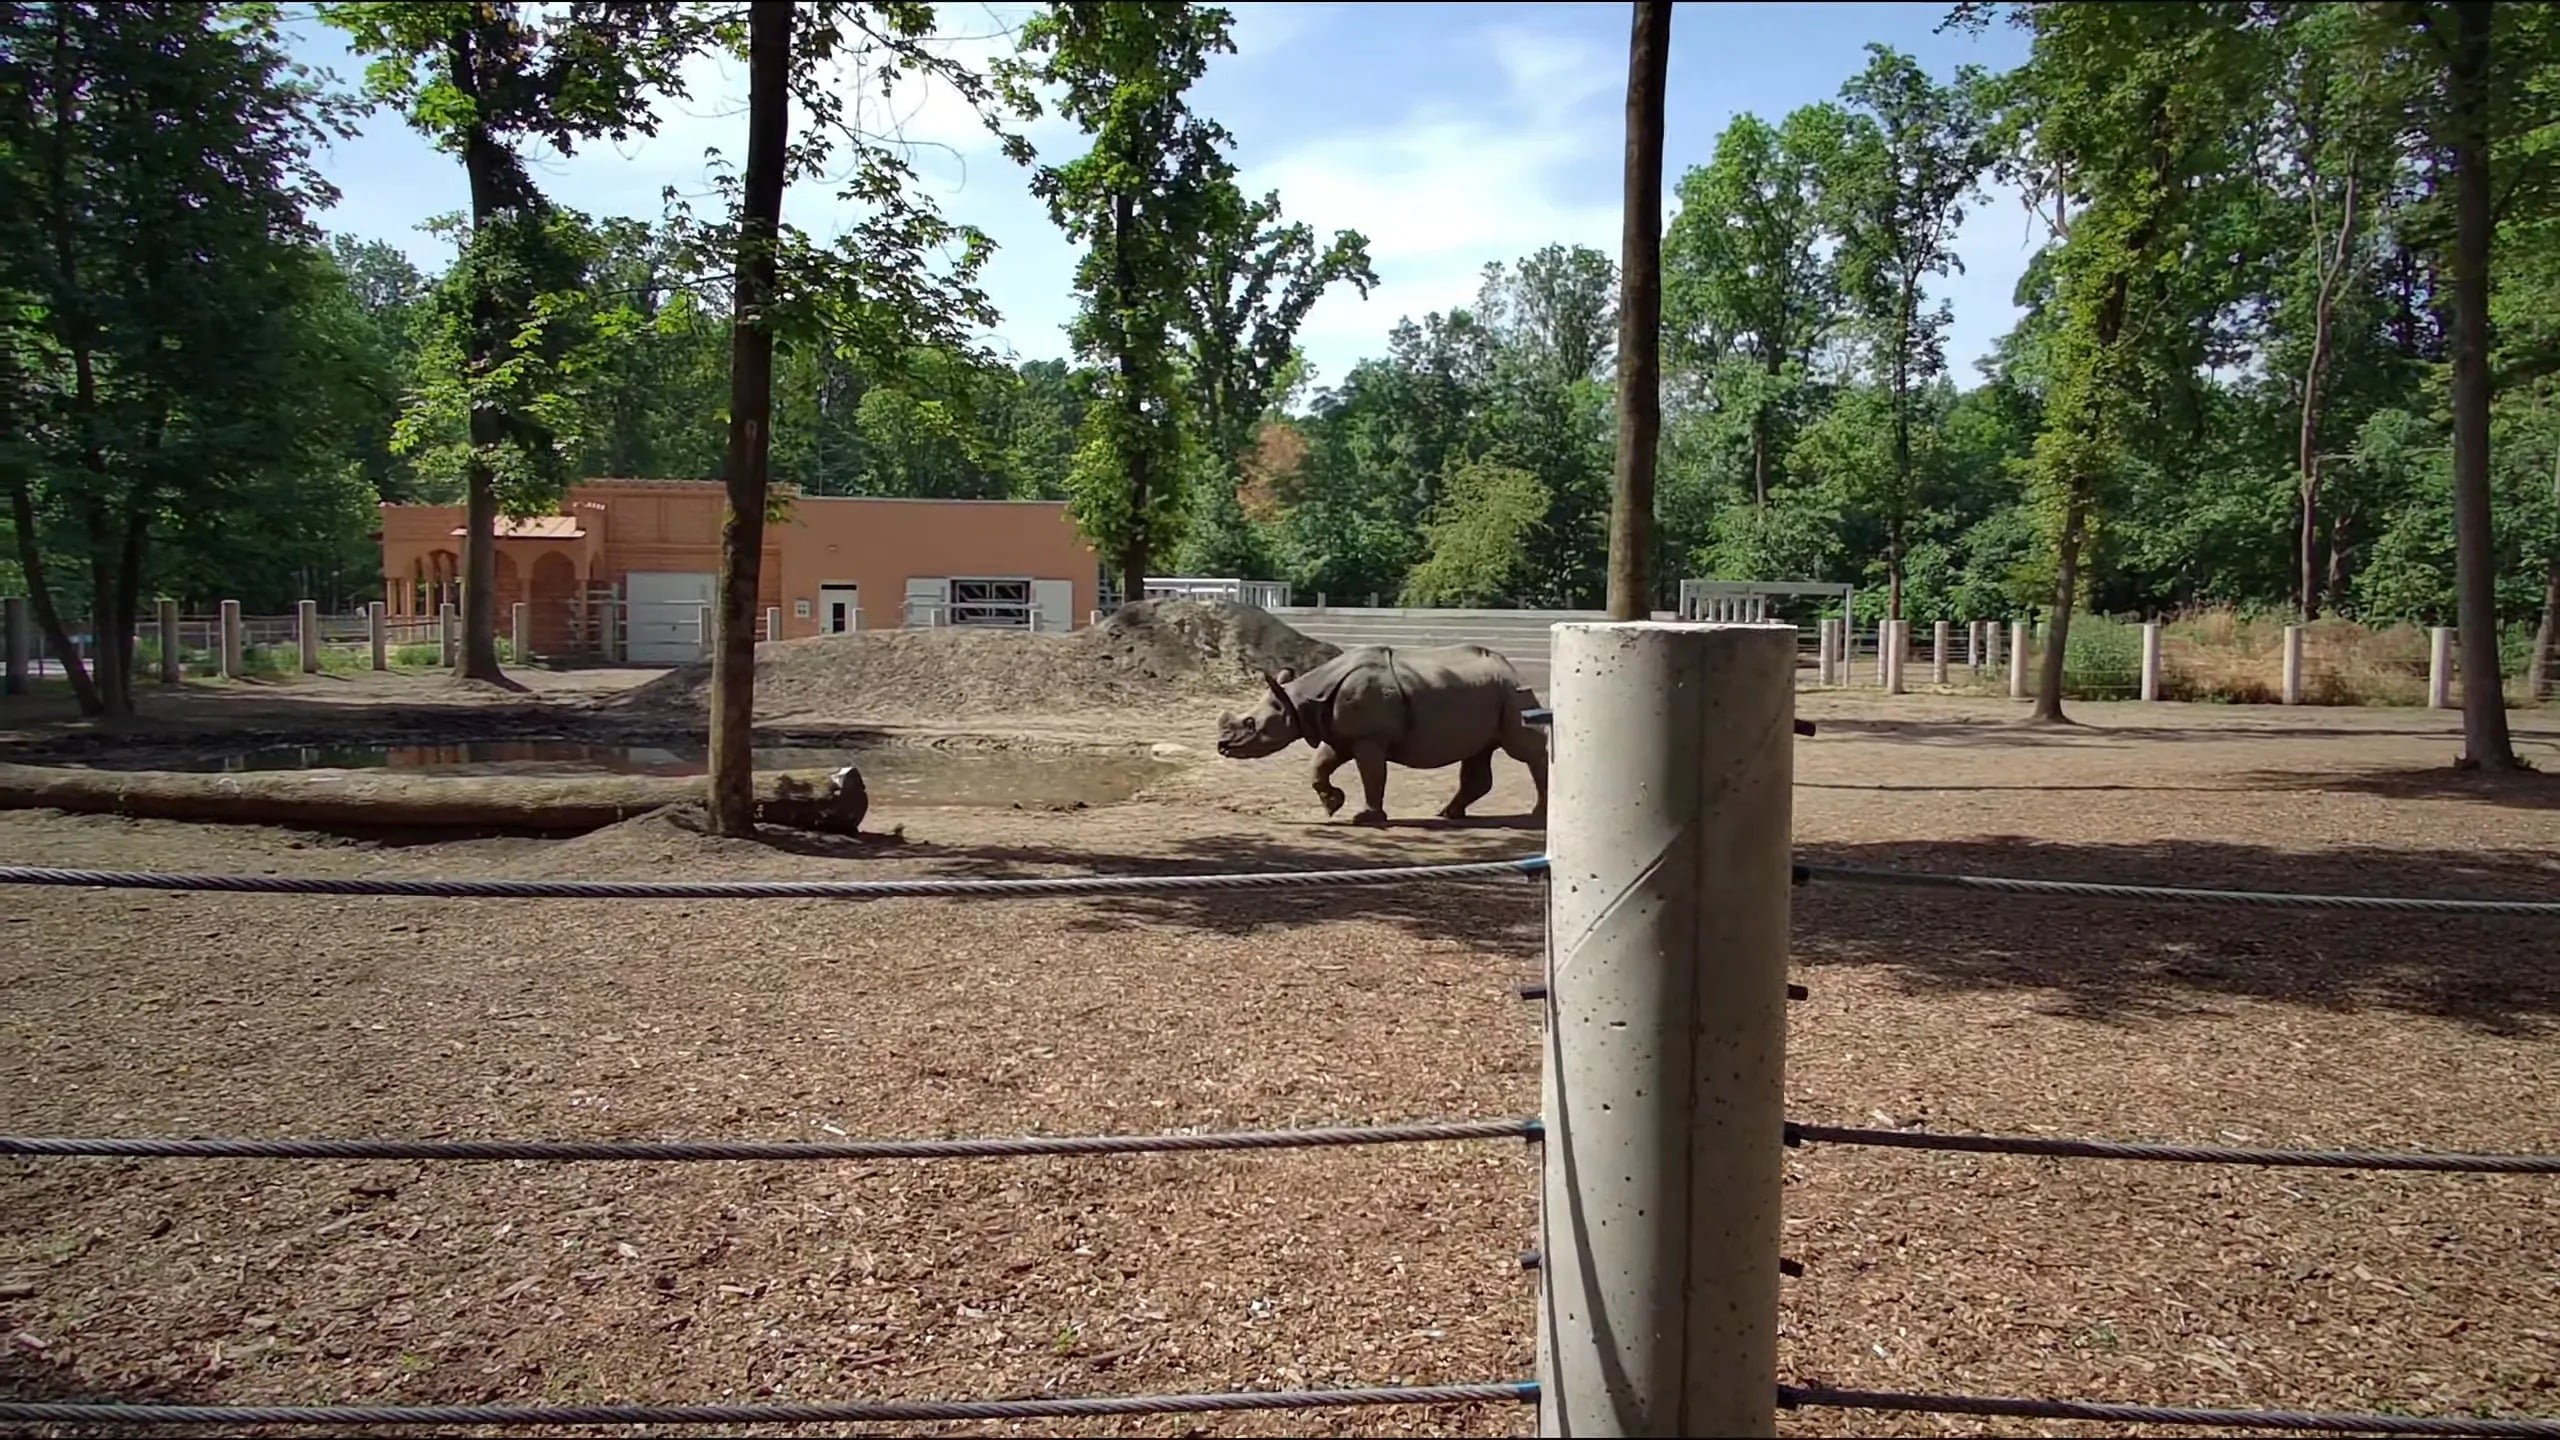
[1787,1123,2560,1174]
[1782,1383,2560,1436]
[0,1117,1541,1164]
[0,1382,1539,1428]
[0,856,1548,901]
[1798,862,2560,917]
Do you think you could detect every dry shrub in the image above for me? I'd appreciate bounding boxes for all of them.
[2157,608,2431,706]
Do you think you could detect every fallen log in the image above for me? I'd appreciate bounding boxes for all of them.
[0,762,867,835]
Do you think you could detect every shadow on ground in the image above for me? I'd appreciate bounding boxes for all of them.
[1793,836,2560,1033]
[747,819,1550,962]
[1804,711,2560,752]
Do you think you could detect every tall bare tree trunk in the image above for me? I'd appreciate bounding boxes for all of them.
[2298,173,2359,622]
[2443,0,2520,767]
[1607,0,1670,621]
[1112,189,1149,610]
[707,0,792,835]
[2529,445,2559,702]
[453,27,508,685]
[2034,495,2087,724]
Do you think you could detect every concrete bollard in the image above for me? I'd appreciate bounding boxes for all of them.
[368,601,387,672]
[1539,620,1791,1438]
[766,605,781,643]
[696,604,713,660]
[1885,620,1907,695]
[2,595,25,696]
[297,599,321,674]
[1932,620,1950,687]
[2428,626,2453,709]
[511,602,530,664]
[220,599,244,679]
[2140,622,2162,703]
[159,598,182,684]
[2009,620,2030,700]
[439,602,457,668]
[2282,624,2304,706]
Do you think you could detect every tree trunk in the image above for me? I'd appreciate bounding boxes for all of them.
[5,476,100,715]
[707,0,793,836]
[2529,443,2560,702]
[2443,0,2520,767]
[2325,504,2354,614]
[454,28,507,685]
[2298,173,2359,622]
[2033,493,2088,725]
[1890,287,1914,621]
[1606,0,1671,621]
[1112,190,1150,608]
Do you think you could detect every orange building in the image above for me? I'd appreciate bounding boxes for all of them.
[378,480,1099,662]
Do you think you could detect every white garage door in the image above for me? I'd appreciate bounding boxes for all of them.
[626,571,715,664]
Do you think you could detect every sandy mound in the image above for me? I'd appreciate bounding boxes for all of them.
[622,599,1339,724]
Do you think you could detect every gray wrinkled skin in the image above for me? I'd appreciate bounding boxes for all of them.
[1216,643,1547,826]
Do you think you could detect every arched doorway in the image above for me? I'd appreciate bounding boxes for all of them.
[529,551,580,655]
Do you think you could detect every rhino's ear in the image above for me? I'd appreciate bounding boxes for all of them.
[1263,671,1306,732]
[1275,666,1296,684]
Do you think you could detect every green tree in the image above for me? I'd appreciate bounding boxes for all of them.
[1833,43,1996,619]
[1,1,349,716]
[1018,0,1237,604]
[1402,460,1549,607]
[323,0,679,681]
[1662,104,1847,508]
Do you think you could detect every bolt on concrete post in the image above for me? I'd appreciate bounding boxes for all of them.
[2282,624,2304,706]
[220,599,245,679]
[2,595,25,696]
[368,602,387,672]
[2009,620,2030,700]
[1931,620,1950,686]
[511,602,530,665]
[438,602,457,668]
[158,598,182,684]
[1539,620,1792,1439]
[2140,622,2162,703]
[297,599,321,673]
[2428,626,2454,709]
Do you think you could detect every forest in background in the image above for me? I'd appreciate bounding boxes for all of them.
[7,2,2559,706]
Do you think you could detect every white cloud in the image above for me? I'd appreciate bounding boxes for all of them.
[1241,20,1626,386]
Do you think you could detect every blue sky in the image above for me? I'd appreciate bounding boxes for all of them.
[286,1,2036,392]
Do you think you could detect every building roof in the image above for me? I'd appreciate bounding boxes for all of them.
[451,516,586,540]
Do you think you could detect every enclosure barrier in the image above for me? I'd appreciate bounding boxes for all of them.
[2,623,2556,1435]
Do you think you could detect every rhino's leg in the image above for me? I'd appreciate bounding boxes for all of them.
[1349,742,1391,826]
[1500,711,1549,822]
[1309,742,1348,815]
[1440,749,1494,819]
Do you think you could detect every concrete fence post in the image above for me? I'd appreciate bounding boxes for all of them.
[2140,622,2162,703]
[1884,620,1907,695]
[367,601,387,672]
[159,598,182,684]
[438,602,457,668]
[2281,624,2304,706]
[2,595,25,696]
[696,604,713,660]
[1966,621,1981,671]
[1540,619,1791,1438]
[2009,620,2030,700]
[2428,626,2454,709]
[1931,620,1950,687]
[220,599,245,679]
[766,606,781,643]
[511,602,531,664]
[297,599,321,674]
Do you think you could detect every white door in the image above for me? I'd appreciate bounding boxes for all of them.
[1032,580,1073,634]
[626,571,717,663]
[819,584,860,634]
[903,576,949,628]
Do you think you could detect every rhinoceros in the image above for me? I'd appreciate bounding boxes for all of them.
[1215,644,1548,825]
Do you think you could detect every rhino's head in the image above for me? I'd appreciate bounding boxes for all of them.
[1216,668,1309,759]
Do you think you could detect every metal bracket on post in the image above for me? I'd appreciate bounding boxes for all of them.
[1536,621,1793,1438]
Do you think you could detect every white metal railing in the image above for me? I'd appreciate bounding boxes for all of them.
[1144,576,1293,610]
[902,599,1047,632]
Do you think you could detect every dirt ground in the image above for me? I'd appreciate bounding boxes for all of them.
[3,663,2559,1438]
